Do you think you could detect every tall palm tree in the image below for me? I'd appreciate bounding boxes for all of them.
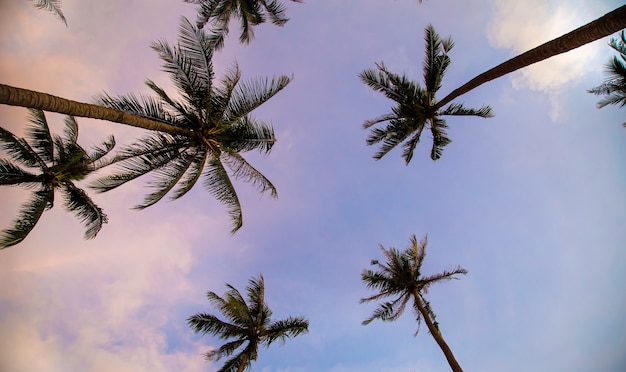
[187,274,309,372]
[361,234,467,372]
[0,109,114,248]
[90,17,289,233]
[183,0,303,49]
[434,4,626,111]
[360,25,493,163]
[588,31,626,127]
[30,0,67,26]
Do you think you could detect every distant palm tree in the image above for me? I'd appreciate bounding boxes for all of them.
[361,234,467,372]
[360,25,493,163]
[434,4,626,111]
[30,0,67,26]
[91,17,289,233]
[188,275,309,372]
[0,109,114,248]
[183,0,302,49]
[588,31,626,127]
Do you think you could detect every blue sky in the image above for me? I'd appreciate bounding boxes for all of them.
[0,0,625,371]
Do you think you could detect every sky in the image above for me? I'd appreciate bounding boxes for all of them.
[0,0,625,371]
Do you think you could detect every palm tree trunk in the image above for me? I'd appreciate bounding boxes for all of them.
[434,5,626,111]
[236,354,249,372]
[0,83,196,138]
[413,291,463,372]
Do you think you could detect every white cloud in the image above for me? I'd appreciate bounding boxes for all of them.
[486,0,613,120]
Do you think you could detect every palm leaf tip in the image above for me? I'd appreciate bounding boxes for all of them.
[32,0,67,26]
[0,189,51,248]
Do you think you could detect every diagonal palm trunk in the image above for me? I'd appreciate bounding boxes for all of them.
[0,83,196,137]
[434,5,626,111]
[413,290,463,372]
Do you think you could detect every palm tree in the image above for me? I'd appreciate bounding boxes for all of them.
[360,234,467,372]
[183,0,303,49]
[90,17,288,233]
[434,4,626,112]
[588,31,626,127]
[30,0,67,26]
[360,25,493,163]
[187,274,309,372]
[0,109,115,248]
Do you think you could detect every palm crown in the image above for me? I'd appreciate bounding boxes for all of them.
[361,234,467,372]
[92,17,288,233]
[588,30,626,126]
[187,275,309,372]
[0,109,114,248]
[184,0,302,49]
[360,25,493,163]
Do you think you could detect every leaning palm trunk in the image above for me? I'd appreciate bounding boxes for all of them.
[0,83,196,137]
[413,290,463,372]
[434,5,626,111]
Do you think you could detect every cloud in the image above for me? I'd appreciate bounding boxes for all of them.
[485,0,613,120]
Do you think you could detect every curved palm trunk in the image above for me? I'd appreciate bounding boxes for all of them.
[434,5,626,111]
[0,83,196,138]
[413,290,463,372]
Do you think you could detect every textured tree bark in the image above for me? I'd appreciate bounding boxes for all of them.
[435,5,626,111]
[413,291,464,372]
[0,83,196,138]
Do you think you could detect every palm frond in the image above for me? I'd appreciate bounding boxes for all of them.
[187,312,247,339]
[401,124,425,165]
[31,0,67,26]
[265,316,309,345]
[362,112,397,129]
[143,80,199,126]
[202,154,243,233]
[178,16,216,89]
[171,146,208,200]
[133,150,196,209]
[366,119,415,160]
[61,183,107,239]
[420,266,468,294]
[150,38,209,110]
[429,117,451,161]
[88,135,116,169]
[95,91,179,124]
[62,115,79,144]
[423,25,453,94]
[225,75,292,122]
[440,103,494,117]
[205,339,247,361]
[25,109,54,163]
[218,350,251,372]
[0,159,41,186]
[360,64,421,106]
[246,275,269,327]
[220,116,276,154]
[0,188,52,248]
[91,133,189,193]
[0,126,47,170]
[221,151,277,197]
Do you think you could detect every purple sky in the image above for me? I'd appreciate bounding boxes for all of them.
[1,1,625,371]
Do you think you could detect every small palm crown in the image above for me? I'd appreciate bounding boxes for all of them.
[184,0,303,49]
[360,234,467,334]
[93,17,289,233]
[0,109,115,248]
[360,25,493,163]
[187,275,309,372]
